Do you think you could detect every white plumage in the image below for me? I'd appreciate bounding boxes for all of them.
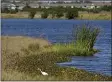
[38,68,48,76]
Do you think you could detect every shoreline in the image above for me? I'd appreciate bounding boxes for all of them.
[1,11,111,20]
[2,36,112,80]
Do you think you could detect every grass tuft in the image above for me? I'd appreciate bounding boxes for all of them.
[72,24,100,56]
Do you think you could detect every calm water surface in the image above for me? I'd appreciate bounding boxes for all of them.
[1,19,111,76]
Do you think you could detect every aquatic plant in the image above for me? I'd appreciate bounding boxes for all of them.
[72,24,100,56]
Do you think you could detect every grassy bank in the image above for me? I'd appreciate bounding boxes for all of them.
[2,36,112,81]
[1,11,111,20]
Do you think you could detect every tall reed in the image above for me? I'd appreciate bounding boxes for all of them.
[72,24,100,55]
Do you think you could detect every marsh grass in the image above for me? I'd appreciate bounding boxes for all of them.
[2,41,112,81]
[72,24,100,56]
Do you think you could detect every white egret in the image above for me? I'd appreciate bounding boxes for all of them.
[37,68,48,76]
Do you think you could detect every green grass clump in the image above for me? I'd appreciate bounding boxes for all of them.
[51,43,76,56]
[72,24,100,56]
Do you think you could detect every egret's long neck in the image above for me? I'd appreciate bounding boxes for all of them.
[39,69,42,73]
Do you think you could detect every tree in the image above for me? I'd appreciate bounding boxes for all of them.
[2,8,10,13]
[66,9,78,19]
[56,11,64,18]
[41,12,48,19]
[51,11,56,18]
[15,6,19,12]
[28,11,36,19]
[100,5,112,11]
[92,8,101,13]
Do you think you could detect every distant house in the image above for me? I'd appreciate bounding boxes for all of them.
[18,6,25,10]
[29,3,40,8]
[8,4,17,10]
[37,3,101,9]
[1,2,17,10]
[1,0,111,11]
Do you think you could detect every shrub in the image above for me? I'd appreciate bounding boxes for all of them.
[1,8,10,13]
[10,10,17,14]
[56,11,64,18]
[41,12,49,19]
[66,9,78,19]
[51,12,56,18]
[72,24,100,55]
[100,5,112,11]
[2,8,18,14]
[28,11,36,19]
[15,7,19,12]
[91,8,101,13]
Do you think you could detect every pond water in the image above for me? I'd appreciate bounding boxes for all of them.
[1,19,111,76]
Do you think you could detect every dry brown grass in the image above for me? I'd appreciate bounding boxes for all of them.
[1,12,41,19]
[79,11,111,20]
[1,12,28,18]
[1,36,50,52]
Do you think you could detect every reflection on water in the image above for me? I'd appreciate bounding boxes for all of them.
[1,19,111,76]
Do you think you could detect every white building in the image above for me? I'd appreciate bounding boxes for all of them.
[8,4,17,10]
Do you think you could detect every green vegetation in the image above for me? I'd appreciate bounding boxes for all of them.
[21,5,112,19]
[2,11,111,20]
[56,11,64,18]
[72,24,100,56]
[22,6,79,19]
[2,5,112,19]
[1,6,19,14]
[100,5,112,11]
[41,12,49,19]
[89,8,101,13]
[28,11,36,19]
[51,11,56,18]
[66,9,78,19]
[2,8,10,13]
[1,8,18,14]
[21,5,112,14]
[2,5,111,20]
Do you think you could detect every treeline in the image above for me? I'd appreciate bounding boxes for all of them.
[24,6,79,19]
[23,5,112,19]
[2,5,112,19]
[1,7,18,14]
